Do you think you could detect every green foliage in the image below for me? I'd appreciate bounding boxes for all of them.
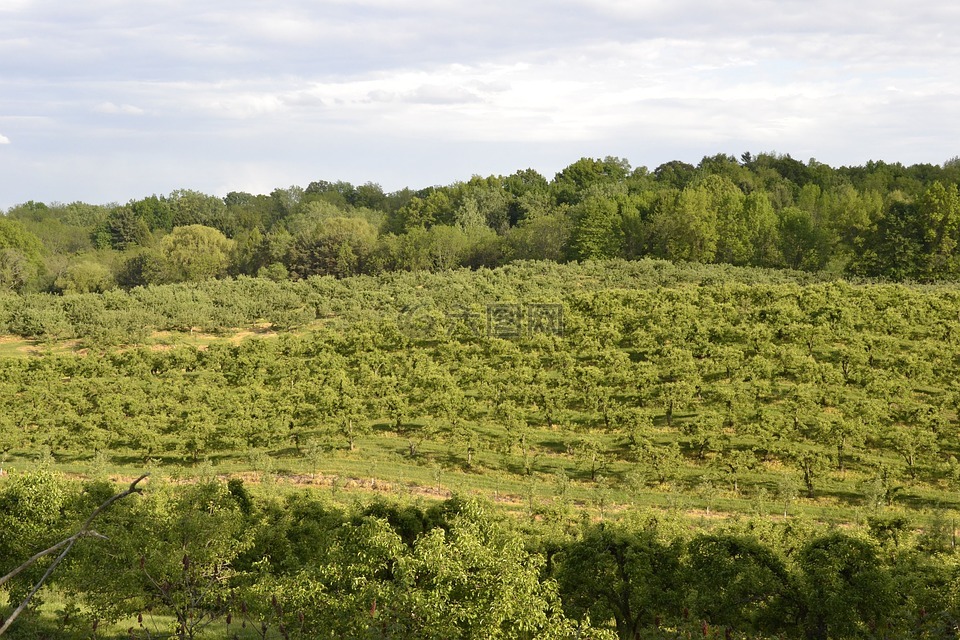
[554,157,631,205]
[60,479,250,637]
[11,248,960,635]
[5,470,960,639]
[285,215,378,279]
[796,532,894,640]
[167,189,229,231]
[648,184,719,262]
[9,155,960,290]
[0,219,45,292]
[93,206,151,250]
[571,195,625,260]
[0,219,44,263]
[53,260,114,294]
[385,501,574,639]
[555,521,682,640]
[153,225,234,284]
[0,469,71,604]
[683,533,790,633]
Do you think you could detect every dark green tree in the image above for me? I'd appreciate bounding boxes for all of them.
[796,533,894,640]
[555,522,682,640]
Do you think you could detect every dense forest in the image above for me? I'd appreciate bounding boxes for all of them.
[4,153,960,296]
[7,153,960,639]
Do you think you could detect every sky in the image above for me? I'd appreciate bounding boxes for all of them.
[2,0,959,210]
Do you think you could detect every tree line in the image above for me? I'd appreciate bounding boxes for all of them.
[4,154,960,294]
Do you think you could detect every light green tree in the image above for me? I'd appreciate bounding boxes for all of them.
[571,194,626,260]
[155,224,234,283]
[648,184,719,262]
[54,260,115,294]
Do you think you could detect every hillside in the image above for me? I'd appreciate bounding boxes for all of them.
[4,259,960,639]
[1,259,956,522]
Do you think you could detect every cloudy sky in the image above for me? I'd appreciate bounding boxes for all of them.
[1,0,959,210]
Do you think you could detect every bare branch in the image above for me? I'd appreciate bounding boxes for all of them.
[79,474,149,531]
[0,530,105,590]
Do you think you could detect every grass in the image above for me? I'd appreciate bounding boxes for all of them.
[3,416,954,531]
[1,593,277,640]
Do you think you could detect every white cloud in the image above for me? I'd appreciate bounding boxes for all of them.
[200,93,286,119]
[1,0,960,207]
[0,134,9,145]
[94,102,144,115]
[405,84,482,105]
[0,0,34,12]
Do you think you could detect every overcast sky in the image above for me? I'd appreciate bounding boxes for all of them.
[2,0,959,210]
